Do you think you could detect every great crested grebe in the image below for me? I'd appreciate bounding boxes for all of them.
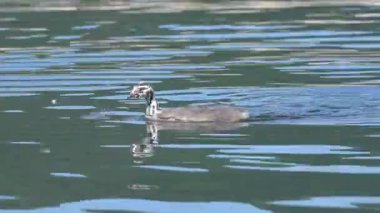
[129,83,249,122]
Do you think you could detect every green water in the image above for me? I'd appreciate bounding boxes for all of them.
[0,1,379,212]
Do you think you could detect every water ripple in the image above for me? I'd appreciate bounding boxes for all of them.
[0,195,16,201]
[130,31,369,41]
[45,105,96,110]
[226,165,380,174]
[50,172,87,178]
[162,144,366,155]
[271,196,380,209]
[160,24,302,31]
[135,165,209,173]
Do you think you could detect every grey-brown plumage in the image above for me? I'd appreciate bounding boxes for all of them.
[130,84,250,122]
[156,106,249,122]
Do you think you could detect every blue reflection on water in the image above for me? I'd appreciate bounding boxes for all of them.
[0,199,269,213]
[135,165,209,173]
[226,165,380,174]
[271,196,380,209]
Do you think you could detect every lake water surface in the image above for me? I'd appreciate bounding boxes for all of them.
[0,1,379,212]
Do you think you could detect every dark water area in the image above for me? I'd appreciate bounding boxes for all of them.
[0,1,379,212]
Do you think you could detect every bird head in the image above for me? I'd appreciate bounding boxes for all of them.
[129,83,154,99]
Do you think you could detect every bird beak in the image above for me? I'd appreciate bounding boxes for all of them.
[129,85,137,98]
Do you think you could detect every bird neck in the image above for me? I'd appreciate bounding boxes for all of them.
[145,89,155,105]
[146,98,159,117]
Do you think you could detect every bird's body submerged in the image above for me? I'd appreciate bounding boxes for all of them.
[150,105,249,122]
[130,84,249,123]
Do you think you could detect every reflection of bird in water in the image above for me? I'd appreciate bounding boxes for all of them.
[130,121,247,163]
[131,137,155,161]
[130,124,158,163]
[129,83,250,122]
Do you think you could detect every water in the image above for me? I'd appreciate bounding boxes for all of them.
[0,0,379,212]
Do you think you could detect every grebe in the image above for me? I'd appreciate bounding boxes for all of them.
[129,84,249,122]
